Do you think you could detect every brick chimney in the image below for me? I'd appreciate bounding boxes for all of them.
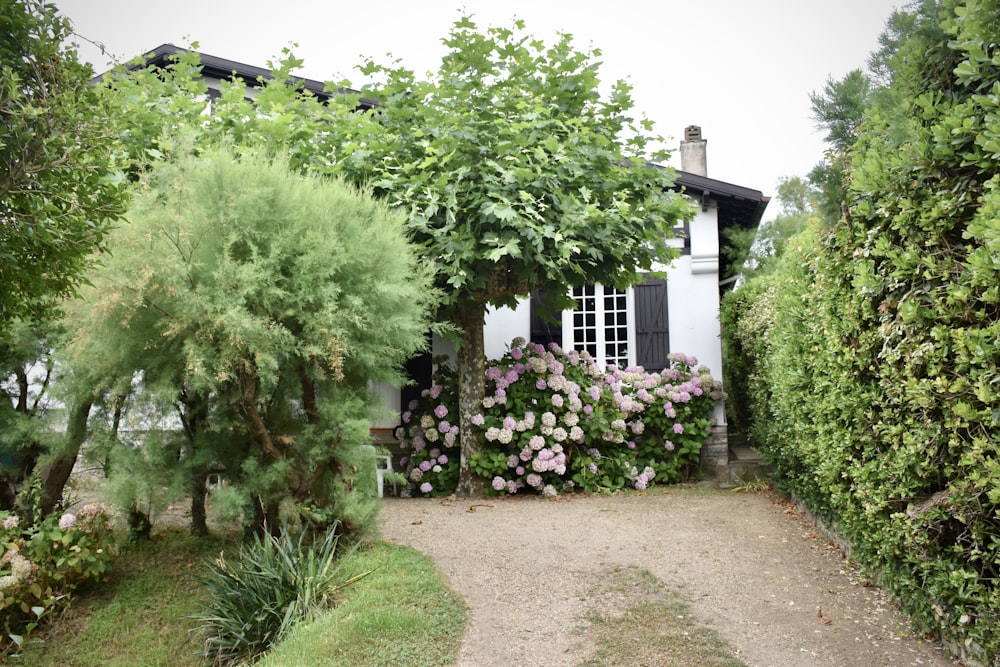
[680,125,707,176]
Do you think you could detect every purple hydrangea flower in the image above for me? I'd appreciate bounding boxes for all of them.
[420,482,433,494]
[673,423,684,434]
[492,476,507,491]
[434,404,448,419]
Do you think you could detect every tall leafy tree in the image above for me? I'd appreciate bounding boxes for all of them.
[311,17,693,493]
[0,0,126,330]
[723,176,813,280]
[66,150,436,535]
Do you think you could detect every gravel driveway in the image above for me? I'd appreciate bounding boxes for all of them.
[379,486,954,667]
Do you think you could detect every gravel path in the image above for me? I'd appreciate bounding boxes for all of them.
[379,486,954,667]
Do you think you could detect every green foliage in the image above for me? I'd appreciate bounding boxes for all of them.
[0,504,119,653]
[99,17,694,493]
[727,1,1000,660]
[0,0,126,328]
[722,177,811,280]
[809,69,874,152]
[66,149,435,537]
[190,521,366,666]
[720,274,778,438]
[311,17,693,319]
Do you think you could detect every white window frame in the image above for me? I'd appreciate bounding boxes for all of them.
[562,284,636,370]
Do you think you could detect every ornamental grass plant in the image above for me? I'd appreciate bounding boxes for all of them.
[190,521,370,666]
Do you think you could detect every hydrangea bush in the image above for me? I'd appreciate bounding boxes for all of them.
[397,362,461,497]
[398,339,724,497]
[1,504,119,651]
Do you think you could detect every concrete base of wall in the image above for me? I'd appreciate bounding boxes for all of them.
[699,424,730,480]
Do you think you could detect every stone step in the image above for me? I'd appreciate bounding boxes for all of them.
[728,445,771,484]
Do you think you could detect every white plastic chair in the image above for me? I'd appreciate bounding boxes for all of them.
[360,445,396,497]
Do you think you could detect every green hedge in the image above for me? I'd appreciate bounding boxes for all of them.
[722,1,1000,661]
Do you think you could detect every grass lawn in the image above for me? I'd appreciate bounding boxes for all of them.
[258,542,465,666]
[12,530,465,667]
[14,529,227,667]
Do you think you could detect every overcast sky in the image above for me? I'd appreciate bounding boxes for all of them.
[56,0,901,221]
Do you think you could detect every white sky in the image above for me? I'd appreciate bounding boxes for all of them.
[56,0,901,222]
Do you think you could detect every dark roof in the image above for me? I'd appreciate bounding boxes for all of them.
[128,44,378,109]
[675,170,769,230]
[674,171,770,284]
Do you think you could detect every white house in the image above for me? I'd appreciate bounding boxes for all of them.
[126,46,770,474]
[387,126,770,476]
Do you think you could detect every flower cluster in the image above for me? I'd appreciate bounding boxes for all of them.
[397,363,461,497]
[1,503,119,643]
[399,339,723,497]
[472,340,722,495]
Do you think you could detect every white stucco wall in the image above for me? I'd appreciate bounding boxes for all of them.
[666,203,723,381]
[484,299,531,360]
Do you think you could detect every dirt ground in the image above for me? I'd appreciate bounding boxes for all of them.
[379,486,956,667]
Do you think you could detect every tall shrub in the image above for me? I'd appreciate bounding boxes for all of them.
[66,149,436,538]
[736,1,1000,659]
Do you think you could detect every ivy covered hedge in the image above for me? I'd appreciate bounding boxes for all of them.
[722,1,1000,661]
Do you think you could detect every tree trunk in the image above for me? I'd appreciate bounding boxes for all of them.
[0,479,16,512]
[38,395,93,516]
[455,309,487,497]
[190,472,208,536]
[179,391,210,536]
